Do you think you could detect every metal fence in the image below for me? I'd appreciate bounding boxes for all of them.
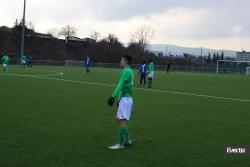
[22,60,217,73]
[9,59,250,75]
[169,66,216,73]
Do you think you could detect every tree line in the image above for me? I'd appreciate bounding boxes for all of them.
[0,20,233,66]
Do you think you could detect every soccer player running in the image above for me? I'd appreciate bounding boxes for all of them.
[107,55,134,150]
[2,53,9,72]
[139,60,147,87]
[147,58,155,88]
[85,56,90,75]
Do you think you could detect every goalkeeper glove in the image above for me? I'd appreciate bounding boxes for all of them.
[107,97,115,106]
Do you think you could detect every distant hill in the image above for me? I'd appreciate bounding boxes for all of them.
[148,44,236,58]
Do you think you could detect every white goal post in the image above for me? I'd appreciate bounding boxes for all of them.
[216,60,250,75]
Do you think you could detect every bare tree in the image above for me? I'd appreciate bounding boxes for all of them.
[14,19,20,27]
[130,25,154,52]
[58,25,77,42]
[28,21,35,32]
[99,34,118,44]
[129,25,154,62]
[106,34,120,44]
[90,31,101,41]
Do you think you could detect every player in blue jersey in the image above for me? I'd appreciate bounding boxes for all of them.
[85,56,91,75]
[139,60,147,87]
[27,55,33,68]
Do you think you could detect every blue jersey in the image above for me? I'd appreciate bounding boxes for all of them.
[140,64,147,75]
[28,56,32,63]
[86,57,90,67]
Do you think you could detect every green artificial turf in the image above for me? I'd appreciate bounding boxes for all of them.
[0,65,250,167]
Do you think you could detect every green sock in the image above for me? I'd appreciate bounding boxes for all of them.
[124,125,129,141]
[119,126,129,145]
[147,79,152,88]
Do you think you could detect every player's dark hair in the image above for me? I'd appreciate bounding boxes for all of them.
[143,60,146,64]
[123,55,132,65]
[149,58,153,63]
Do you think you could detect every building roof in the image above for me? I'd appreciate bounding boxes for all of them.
[0,26,12,32]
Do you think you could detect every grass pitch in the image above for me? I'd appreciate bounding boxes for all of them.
[0,65,250,167]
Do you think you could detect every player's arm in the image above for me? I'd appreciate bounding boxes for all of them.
[112,71,128,98]
[138,65,142,75]
[148,64,152,74]
[107,71,127,106]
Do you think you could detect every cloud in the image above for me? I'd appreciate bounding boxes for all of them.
[0,0,250,50]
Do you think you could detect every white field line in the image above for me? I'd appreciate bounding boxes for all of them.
[2,72,250,102]
[4,71,64,77]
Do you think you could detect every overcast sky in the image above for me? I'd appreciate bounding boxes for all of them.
[0,0,250,50]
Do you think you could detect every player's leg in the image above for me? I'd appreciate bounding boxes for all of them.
[3,64,5,72]
[147,72,154,88]
[118,119,132,145]
[109,122,130,150]
[109,97,133,150]
[109,118,126,150]
[118,119,128,145]
[24,61,27,69]
[147,73,153,88]
[21,61,25,69]
[147,78,152,88]
[86,67,89,74]
[140,74,143,86]
[143,74,146,87]
[118,98,133,145]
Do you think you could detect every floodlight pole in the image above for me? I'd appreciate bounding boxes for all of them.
[20,0,26,60]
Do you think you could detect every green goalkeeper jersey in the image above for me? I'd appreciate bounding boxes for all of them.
[112,67,134,100]
[2,54,9,64]
[149,62,155,72]
[21,54,27,61]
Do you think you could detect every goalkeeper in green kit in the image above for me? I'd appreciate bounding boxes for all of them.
[20,53,27,69]
[2,53,9,72]
[107,55,134,150]
[147,58,155,88]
